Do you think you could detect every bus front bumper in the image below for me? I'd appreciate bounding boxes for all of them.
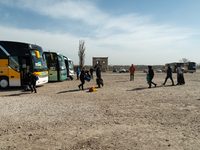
[36,76,48,85]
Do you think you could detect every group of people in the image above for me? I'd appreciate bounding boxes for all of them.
[77,65,104,90]
[162,64,185,86]
[129,64,157,88]
[25,63,186,93]
[129,63,185,88]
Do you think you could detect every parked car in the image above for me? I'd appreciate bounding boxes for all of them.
[126,69,129,73]
[113,68,117,72]
[119,68,126,73]
[102,69,106,72]
[156,69,162,73]
[143,69,148,73]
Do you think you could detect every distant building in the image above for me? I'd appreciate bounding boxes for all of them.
[93,57,108,70]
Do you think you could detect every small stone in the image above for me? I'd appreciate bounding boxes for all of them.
[18,126,21,129]
[168,144,171,147]
[29,134,33,136]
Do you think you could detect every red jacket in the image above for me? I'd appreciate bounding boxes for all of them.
[129,64,136,74]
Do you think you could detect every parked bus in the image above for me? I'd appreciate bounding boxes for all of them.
[44,52,67,81]
[165,62,184,73]
[0,41,48,89]
[63,56,74,80]
[184,62,196,73]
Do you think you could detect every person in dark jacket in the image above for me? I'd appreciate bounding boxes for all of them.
[31,73,37,93]
[148,66,157,88]
[177,65,185,85]
[78,67,86,90]
[27,72,37,93]
[90,67,94,79]
[27,72,33,93]
[163,64,174,86]
[95,65,104,88]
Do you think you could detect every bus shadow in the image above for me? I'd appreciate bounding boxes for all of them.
[2,92,30,97]
[0,87,23,92]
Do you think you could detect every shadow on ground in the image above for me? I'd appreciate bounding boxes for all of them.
[126,85,173,91]
[2,92,31,97]
[116,81,128,82]
[0,87,23,92]
[57,86,102,94]
[57,89,81,94]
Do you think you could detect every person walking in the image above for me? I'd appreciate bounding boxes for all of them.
[90,67,94,79]
[27,72,37,93]
[76,68,80,80]
[31,73,37,93]
[95,65,104,88]
[148,66,157,88]
[177,65,185,85]
[129,64,136,81]
[78,67,86,90]
[163,64,174,86]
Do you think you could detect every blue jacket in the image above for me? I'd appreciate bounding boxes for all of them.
[76,68,80,74]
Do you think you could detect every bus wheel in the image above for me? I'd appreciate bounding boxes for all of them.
[0,78,9,89]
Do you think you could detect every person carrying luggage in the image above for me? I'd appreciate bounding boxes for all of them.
[78,67,87,90]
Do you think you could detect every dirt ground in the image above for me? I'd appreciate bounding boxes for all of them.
[0,70,200,150]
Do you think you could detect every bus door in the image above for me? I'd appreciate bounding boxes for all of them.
[49,54,58,81]
[64,58,69,76]
[8,56,21,87]
[20,57,31,86]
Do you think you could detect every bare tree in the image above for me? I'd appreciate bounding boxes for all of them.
[78,40,86,69]
[179,58,190,63]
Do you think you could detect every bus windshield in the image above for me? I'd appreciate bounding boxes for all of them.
[68,60,73,70]
[31,51,47,71]
[188,63,196,68]
[58,56,66,70]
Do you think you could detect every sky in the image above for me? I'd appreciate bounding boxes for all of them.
[0,0,200,65]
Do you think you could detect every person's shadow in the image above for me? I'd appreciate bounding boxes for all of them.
[127,85,163,91]
[57,89,81,94]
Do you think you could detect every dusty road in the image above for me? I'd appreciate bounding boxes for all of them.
[0,71,200,150]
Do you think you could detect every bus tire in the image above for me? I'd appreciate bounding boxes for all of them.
[0,77,9,89]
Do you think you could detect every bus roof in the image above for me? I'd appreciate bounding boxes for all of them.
[0,41,42,59]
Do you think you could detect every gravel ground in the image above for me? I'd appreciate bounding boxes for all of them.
[0,71,200,150]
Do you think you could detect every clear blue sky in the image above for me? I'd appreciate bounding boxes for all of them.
[0,0,200,65]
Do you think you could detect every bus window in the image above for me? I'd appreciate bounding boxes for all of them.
[58,56,66,70]
[31,51,47,71]
[68,60,73,69]
[9,56,19,72]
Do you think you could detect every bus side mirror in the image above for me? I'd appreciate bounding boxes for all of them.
[34,50,40,59]
[50,53,53,60]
